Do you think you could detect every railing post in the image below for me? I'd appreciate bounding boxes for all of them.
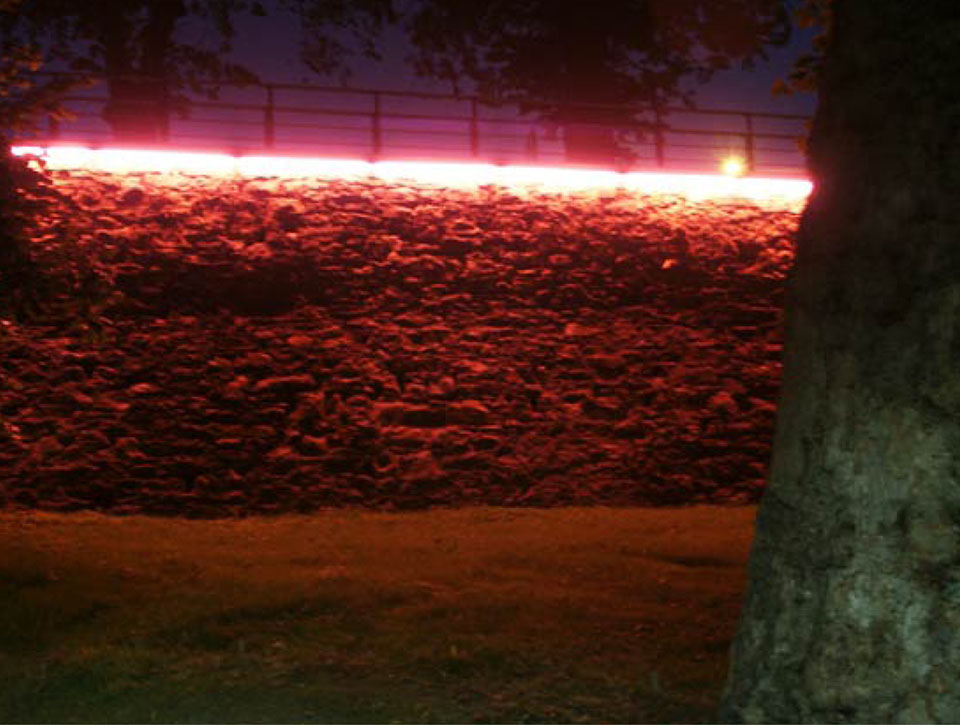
[47,115,60,140]
[469,97,479,157]
[744,112,755,172]
[654,106,666,168]
[371,91,383,160]
[264,84,276,149]
[525,127,539,161]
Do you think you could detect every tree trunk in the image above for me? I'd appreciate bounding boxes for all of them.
[720,0,960,722]
[100,0,185,142]
[555,11,629,166]
[562,115,622,166]
[103,75,169,142]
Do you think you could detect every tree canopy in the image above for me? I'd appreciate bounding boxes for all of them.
[0,0,394,139]
[398,0,793,161]
[0,0,819,154]
[772,0,830,96]
[0,0,61,319]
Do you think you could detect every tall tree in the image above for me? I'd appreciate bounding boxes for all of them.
[720,0,960,721]
[0,0,265,140]
[400,0,791,163]
[0,0,394,141]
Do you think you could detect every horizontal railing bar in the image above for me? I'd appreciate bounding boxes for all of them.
[754,145,804,154]
[26,70,811,122]
[44,93,806,135]
[663,128,802,141]
[274,127,370,136]
[383,128,480,140]
[271,123,371,134]
[661,106,809,120]
[176,117,265,127]
[52,106,803,144]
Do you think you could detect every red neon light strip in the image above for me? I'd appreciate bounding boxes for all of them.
[12,145,812,202]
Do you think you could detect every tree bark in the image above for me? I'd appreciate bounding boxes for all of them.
[720,0,960,722]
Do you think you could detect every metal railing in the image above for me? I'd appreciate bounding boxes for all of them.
[15,73,811,176]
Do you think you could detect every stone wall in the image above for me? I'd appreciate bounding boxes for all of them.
[0,169,801,515]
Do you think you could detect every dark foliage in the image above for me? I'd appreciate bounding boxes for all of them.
[772,0,832,97]
[0,0,398,140]
[398,0,793,161]
[0,0,68,319]
[0,144,71,320]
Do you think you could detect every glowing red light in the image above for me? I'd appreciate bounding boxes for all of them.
[12,145,812,203]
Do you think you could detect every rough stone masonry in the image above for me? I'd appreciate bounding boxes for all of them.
[0,168,802,516]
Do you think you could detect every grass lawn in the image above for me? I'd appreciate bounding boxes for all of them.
[0,505,756,723]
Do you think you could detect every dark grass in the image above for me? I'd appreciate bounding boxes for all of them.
[0,505,755,723]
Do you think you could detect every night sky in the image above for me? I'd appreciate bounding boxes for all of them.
[216,3,819,117]
[32,3,821,172]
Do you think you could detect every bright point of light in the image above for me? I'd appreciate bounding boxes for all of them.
[12,145,811,202]
[721,155,747,177]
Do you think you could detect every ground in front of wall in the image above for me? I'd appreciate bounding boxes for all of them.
[0,504,755,724]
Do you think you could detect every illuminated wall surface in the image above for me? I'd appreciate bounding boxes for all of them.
[12,145,811,203]
[2,145,806,516]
